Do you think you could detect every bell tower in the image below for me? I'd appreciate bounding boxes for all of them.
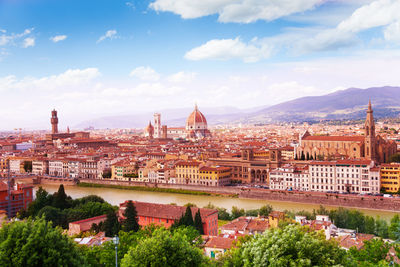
[154,113,161,138]
[364,100,375,160]
[51,109,59,134]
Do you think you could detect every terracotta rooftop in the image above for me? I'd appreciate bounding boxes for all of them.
[204,236,236,250]
[303,135,364,142]
[119,201,217,221]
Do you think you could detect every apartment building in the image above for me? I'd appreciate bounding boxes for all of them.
[175,161,202,185]
[32,159,48,175]
[380,163,400,193]
[198,166,231,186]
[48,159,64,177]
[309,160,379,194]
[269,164,309,191]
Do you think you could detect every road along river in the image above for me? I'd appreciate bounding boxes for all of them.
[36,184,399,221]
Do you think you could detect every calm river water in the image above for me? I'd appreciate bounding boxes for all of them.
[36,184,399,221]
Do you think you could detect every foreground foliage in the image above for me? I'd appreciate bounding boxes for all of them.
[19,185,116,228]
[121,227,208,267]
[219,224,351,266]
[0,217,87,267]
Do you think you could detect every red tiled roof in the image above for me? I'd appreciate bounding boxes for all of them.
[205,236,236,250]
[303,136,364,142]
[70,214,107,225]
[119,201,217,221]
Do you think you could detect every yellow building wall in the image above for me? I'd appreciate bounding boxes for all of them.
[380,164,400,193]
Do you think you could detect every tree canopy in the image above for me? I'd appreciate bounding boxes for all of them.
[121,227,208,267]
[0,217,87,267]
[222,224,350,266]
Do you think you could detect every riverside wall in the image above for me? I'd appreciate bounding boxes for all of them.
[75,179,400,212]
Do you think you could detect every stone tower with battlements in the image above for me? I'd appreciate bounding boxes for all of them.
[51,109,59,134]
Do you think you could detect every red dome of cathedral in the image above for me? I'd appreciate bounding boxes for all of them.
[186,104,207,130]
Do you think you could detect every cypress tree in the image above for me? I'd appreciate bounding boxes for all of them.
[102,210,121,237]
[183,206,194,226]
[121,201,140,232]
[53,184,69,209]
[194,209,204,234]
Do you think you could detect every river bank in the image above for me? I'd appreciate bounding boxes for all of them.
[78,182,236,197]
[75,179,400,213]
[37,183,399,221]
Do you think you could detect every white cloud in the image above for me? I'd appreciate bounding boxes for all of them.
[167,71,196,83]
[129,66,160,81]
[185,37,272,63]
[337,0,400,33]
[384,20,400,41]
[0,28,33,46]
[50,35,67,43]
[297,28,357,53]
[22,37,35,48]
[298,0,400,52]
[0,29,5,33]
[0,68,100,92]
[97,30,117,43]
[150,0,323,23]
[101,83,184,97]
[126,2,135,9]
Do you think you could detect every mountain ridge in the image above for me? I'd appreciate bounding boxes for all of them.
[75,86,400,129]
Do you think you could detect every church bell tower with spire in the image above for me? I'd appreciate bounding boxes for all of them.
[364,100,376,161]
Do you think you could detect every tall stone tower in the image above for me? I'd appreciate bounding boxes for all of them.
[154,113,161,138]
[51,109,59,134]
[364,100,376,160]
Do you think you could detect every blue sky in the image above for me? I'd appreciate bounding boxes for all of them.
[1,0,400,130]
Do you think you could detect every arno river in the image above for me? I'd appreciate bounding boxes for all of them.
[37,184,399,221]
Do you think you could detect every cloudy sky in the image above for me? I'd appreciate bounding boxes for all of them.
[1,0,400,130]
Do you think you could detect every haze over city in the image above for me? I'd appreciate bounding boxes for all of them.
[1,0,400,130]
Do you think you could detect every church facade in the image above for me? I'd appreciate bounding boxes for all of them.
[296,101,396,164]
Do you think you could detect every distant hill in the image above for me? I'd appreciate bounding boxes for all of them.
[75,86,400,129]
[245,86,400,123]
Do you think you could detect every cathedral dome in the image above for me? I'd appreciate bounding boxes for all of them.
[186,104,207,130]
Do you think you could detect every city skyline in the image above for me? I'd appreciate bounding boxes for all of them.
[1,0,400,129]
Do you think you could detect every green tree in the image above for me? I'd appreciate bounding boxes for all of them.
[231,206,245,219]
[121,228,208,267]
[217,208,231,221]
[24,186,52,217]
[102,211,121,237]
[375,218,389,238]
[232,224,351,266]
[365,216,376,235]
[258,205,273,217]
[194,209,204,235]
[37,206,67,228]
[388,214,400,240]
[52,184,70,209]
[83,228,151,266]
[183,206,194,226]
[349,238,391,265]
[121,201,140,232]
[184,202,197,207]
[0,217,87,266]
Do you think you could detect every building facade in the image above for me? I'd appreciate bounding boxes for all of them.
[380,163,400,193]
[119,201,219,236]
[296,102,396,164]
